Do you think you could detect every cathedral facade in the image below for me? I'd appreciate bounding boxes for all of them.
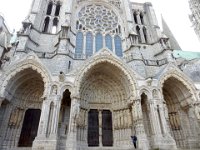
[0,0,200,150]
[189,0,200,41]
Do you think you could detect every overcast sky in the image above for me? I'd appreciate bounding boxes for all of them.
[0,0,200,52]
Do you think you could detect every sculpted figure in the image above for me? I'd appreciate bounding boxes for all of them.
[73,101,80,122]
[153,89,158,98]
[51,85,57,95]
[195,105,200,120]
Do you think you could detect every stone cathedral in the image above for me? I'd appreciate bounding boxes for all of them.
[189,0,200,41]
[0,0,200,150]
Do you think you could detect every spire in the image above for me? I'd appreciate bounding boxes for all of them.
[161,16,182,50]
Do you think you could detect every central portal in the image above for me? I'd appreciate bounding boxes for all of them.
[88,109,113,147]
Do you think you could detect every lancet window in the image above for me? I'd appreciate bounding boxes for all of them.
[42,1,62,34]
[75,4,123,58]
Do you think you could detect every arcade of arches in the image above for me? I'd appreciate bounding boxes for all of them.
[0,66,200,150]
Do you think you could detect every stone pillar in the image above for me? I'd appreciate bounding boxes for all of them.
[33,95,61,150]
[136,11,142,25]
[155,101,176,149]
[148,101,161,135]
[158,105,171,136]
[187,106,199,148]
[50,96,61,138]
[66,97,80,150]
[132,99,149,150]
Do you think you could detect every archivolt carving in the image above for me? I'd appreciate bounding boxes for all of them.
[8,107,24,127]
[74,49,138,101]
[139,87,151,99]
[80,73,127,104]
[0,58,51,99]
[76,108,87,127]
[159,67,196,97]
[195,104,200,120]
[152,89,159,99]
[51,85,58,95]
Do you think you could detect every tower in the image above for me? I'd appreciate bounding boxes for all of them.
[0,0,200,150]
[189,0,200,41]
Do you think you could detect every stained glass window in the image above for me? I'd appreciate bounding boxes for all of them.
[95,33,103,52]
[86,32,93,56]
[105,34,113,51]
[75,32,83,55]
[115,35,123,57]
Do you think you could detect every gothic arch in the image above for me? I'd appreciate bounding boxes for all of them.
[60,82,74,96]
[0,58,51,100]
[74,49,138,101]
[139,87,152,100]
[158,66,197,102]
[158,66,199,148]
[73,49,138,148]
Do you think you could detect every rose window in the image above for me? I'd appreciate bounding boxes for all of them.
[78,4,118,32]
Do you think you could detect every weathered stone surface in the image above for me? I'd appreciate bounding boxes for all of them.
[0,0,199,150]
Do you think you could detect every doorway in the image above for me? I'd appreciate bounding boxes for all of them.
[88,109,113,147]
[18,109,41,147]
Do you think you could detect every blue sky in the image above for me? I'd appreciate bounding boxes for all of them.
[0,0,200,51]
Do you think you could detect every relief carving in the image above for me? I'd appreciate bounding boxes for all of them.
[9,107,24,127]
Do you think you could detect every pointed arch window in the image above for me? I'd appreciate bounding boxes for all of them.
[105,34,113,51]
[136,26,141,43]
[55,3,61,16]
[75,32,83,55]
[43,17,50,33]
[46,2,53,15]
[114,35,123,57]
[52,18,59,34]
[95,33,103,52]
[140,13,144,25]
[86,32,93,57]
[134,12,138,24]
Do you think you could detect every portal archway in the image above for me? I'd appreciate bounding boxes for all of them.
[0,68,45,148]
[57,89,72,149]
[162,77,198,148]
[77,60,136,148]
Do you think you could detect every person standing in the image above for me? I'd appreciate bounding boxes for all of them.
[131,135,137,149]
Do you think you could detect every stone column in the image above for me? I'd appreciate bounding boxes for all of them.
[51,3,56,17]
[32,98,52,150]
[33,95,61,150]
[132,99,149,150]
[136,11,142,25]
[158,102,171,135]
[66,97,80,150]
[187,105,199,148]
[149,100,162,135]
[49,95,61,138]
[155,101,176,149]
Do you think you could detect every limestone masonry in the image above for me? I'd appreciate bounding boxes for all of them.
[0,0,200,150]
